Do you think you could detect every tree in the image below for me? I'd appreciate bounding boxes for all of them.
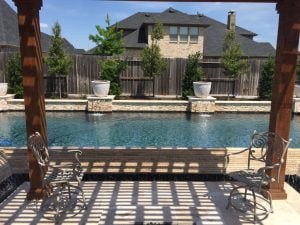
[182,52,204,98]
[258,57,275,100]
[90,15,126,96]
[6,54,23,98]
[45,22,72,98]
[222,31,249,96]
[89,15,124,56]
[141,23,167,96]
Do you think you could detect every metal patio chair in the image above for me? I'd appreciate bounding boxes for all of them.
[224,131,291,223]
[28,132,87,220]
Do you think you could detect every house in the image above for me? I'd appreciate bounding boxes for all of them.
[113,7,275,58]
[0,0,82,54]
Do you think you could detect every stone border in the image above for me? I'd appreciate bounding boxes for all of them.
[3,147,300,175]
[1,95,300,113]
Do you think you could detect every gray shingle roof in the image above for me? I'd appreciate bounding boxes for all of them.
[115,7,275,57]
[0,0,80,54]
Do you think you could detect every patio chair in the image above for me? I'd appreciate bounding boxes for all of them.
[28,132,87,219]
[224,131,291,223]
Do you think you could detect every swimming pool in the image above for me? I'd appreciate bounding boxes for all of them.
[0,112,299,148]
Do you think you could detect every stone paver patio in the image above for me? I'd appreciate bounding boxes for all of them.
[0,181,299,225]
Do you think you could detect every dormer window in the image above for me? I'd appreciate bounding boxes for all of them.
[169,26,178,42]
[179,27,188,43]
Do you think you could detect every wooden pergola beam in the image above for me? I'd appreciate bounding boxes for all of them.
[13,0,48,200]
[267,0,300,199]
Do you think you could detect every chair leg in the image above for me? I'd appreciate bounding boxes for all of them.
[226,185,240,210]
[251,188,257,224]
[244,187,248,201]
[76,181,87,209]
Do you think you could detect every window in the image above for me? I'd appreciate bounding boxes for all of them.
[169,26,178,42]
[179,27,188,42]
[190,27,199,43]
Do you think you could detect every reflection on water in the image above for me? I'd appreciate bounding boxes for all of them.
[0,112,299,148]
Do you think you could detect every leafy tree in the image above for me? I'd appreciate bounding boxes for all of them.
[258,57,275,100]
[99,59,127,96]
[182,52,204,98]
[6,54,23,98]
[222,31,249,96]
[90,15,126,96]
[141,23,167,96]
[89,15,124,56]
[45,22,72,98]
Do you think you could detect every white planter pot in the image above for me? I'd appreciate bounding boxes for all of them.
[295,84,300,98]
[0,83,8,96]
[91,80,110,97]
[193,81,212,98]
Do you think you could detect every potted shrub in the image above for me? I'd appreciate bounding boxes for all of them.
[91,80,110,97]
[295,57,300,97]
[182,52,209,98]
[89,15,126,97]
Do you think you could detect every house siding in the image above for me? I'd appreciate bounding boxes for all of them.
[147,25,204,58]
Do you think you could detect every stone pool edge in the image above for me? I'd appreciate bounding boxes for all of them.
[2,147,300,176]
[1,97,300,113]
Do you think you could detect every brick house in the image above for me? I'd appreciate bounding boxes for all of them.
[114,8,275,58]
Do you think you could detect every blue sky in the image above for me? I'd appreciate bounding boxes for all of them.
[6,0,279,51]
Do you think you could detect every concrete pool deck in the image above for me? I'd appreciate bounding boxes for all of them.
[0,181,299,225]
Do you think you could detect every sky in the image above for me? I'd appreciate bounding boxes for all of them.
[6,0,280,51]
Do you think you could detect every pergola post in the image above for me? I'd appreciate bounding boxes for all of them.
[268,0,300,200]
[13,0,48,200]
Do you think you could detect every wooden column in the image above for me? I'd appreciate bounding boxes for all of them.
[268,0,300,200]
[13,0,48,200]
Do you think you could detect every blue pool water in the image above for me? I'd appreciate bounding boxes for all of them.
[0,112,299,148]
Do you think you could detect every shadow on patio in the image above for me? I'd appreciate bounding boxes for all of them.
[1,181,300,225]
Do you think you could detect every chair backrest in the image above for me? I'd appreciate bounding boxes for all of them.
[28,132,49,169]
[248,131,290,182]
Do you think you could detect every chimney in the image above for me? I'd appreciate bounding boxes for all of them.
[227,10,236,31]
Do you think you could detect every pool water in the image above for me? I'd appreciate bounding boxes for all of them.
[0,112,299,148]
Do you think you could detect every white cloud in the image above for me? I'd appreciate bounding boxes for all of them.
[40,23,48,29]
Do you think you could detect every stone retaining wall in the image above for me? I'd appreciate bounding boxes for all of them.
[7,99,87,111]
[113,100,189,112]
[3,147,300,175]
[215,101,271,113]
[1,96,300,113]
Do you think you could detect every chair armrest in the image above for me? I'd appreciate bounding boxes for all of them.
[67,150,82,165]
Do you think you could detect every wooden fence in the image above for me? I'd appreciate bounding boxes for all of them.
[0,52,266,97]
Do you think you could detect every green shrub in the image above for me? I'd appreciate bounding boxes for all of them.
[100,58,127,96]
[182,52,204,98]
[258,57,275,100]
[6,54,23,98]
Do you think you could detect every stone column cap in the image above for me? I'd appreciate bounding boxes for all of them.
[87,95,115,100]
[188,96,216,101]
